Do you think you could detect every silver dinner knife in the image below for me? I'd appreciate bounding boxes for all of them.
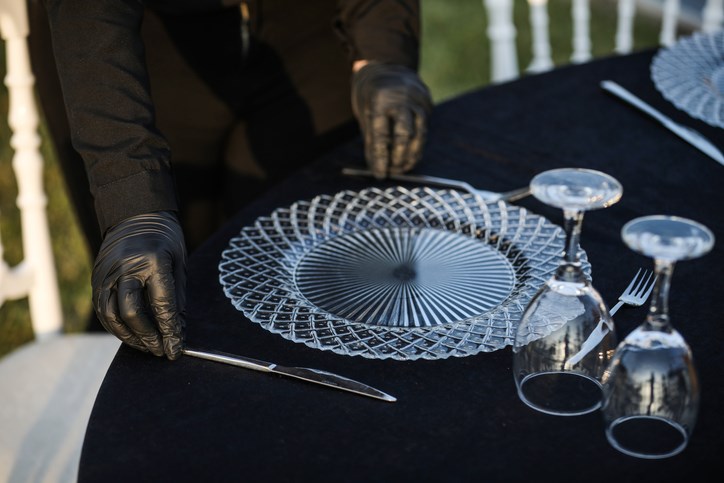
[601,80,724,166]
[341,167,531,202]
[183,347,396,402]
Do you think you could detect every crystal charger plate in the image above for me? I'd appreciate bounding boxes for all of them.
[218,186,590,361]
[651,29,724,128]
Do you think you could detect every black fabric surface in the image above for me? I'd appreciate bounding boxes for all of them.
[79,51,724,482]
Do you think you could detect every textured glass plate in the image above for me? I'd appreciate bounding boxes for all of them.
[651,30,724,128]
[219,186,591,360]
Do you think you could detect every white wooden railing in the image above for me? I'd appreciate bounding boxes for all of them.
[0,0,63,340]
[484,0,724,83]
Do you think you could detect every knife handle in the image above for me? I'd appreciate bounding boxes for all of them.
[183,348,275,373]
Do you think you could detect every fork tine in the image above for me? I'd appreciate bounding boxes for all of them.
[633,270,653,296]
[641,271,657,299]
[632,269,651,296]
[623,268,642,294]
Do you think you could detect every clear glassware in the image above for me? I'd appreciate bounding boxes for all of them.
[512,168,623,416]
[601,215,714,459]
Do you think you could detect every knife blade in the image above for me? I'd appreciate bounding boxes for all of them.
[601,80,724,166]
[183,347,396,402]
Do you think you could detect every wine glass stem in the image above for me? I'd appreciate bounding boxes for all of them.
[562,209,584,265]
[646,259,674,329]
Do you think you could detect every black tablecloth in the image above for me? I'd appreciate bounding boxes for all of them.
[79,51,724,482]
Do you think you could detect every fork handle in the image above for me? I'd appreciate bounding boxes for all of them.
[498,186,532,202]
[342,168,480,194]
[609,300,625,317]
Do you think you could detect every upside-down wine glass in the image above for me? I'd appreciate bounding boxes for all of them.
[601,215,714,459]
[513,168,622,416]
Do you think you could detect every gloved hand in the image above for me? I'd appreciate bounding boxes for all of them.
[351,61,433,179]
[92,211,187,360]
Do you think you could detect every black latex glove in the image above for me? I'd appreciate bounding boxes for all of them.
[92,211,187,359]
[351,62,433,179]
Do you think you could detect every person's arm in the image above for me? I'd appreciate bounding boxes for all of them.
[334,0,432,178]
[334,0,421,70]
[44,0,185,359]
[44,0,178,230]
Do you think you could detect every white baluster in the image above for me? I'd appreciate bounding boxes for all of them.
[1,1,63,339]
[0,211,34,306]
[571,0,592,63]
[660,0,681,46]
[0,218,8,307]
[702,0,724,32]
[615,0,636,54]
[484,0,519,83]
[527,0,554,73]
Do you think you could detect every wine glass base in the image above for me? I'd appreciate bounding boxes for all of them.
[517,371,602,416]
[606,415,688,459]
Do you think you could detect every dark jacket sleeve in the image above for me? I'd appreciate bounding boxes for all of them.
[44,0,179,234]
[333,0,421,70]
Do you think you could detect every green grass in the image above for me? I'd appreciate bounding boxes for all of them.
[0,0,683,357]
[420,0,674,102]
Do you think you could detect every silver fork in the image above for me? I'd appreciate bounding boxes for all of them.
[341,167,532,202]
[608,268,656,317]
[565,269,657,368]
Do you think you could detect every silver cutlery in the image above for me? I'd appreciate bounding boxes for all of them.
[341,167,531,202]
[565,268,657,368]
[601,80,724,166]
[607,268,657,317]
[183,347,396,403]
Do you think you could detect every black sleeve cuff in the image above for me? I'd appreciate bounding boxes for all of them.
[94,169,179,234]
[333,0,420,70]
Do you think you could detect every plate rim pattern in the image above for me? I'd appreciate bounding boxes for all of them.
[651,29,724,129]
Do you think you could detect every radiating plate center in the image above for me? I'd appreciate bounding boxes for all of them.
[294,228,516,328]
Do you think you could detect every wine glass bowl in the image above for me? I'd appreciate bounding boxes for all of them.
[530,168,623,211]
[513,168,623,416]
[621,215,715,261]
[602,215,714,459]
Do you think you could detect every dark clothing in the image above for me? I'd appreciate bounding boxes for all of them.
[36,0,421,251]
